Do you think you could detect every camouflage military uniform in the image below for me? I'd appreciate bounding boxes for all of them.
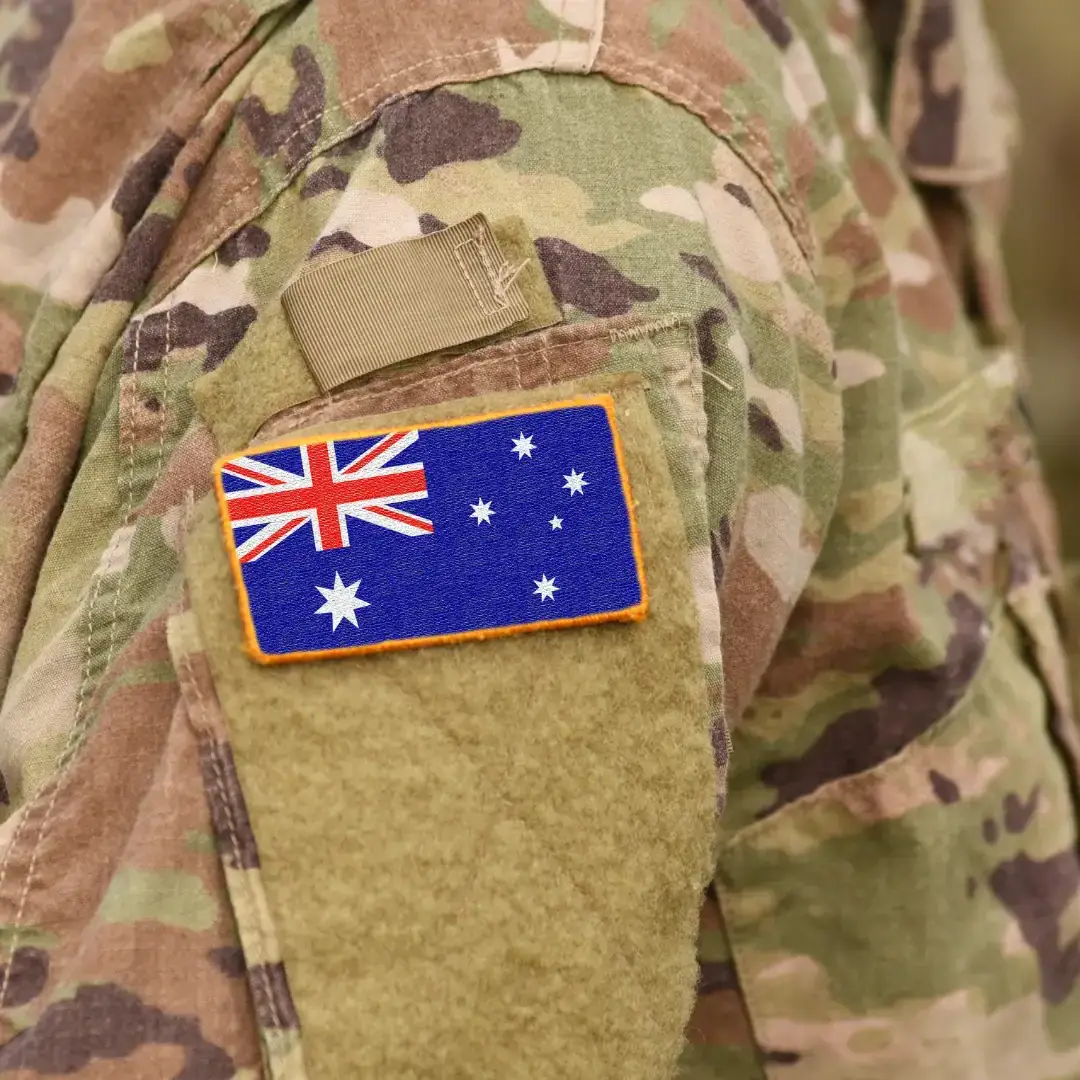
[0,0,1075,1076]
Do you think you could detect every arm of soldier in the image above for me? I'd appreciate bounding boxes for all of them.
[165,69,844,1077]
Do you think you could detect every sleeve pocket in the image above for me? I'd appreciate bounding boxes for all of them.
[176,371,719,1079]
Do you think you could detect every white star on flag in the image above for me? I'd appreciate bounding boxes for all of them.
[470,497,495,525]
[563,468,588,495]
[533,573,559,601]
[549,515,563,530]
[314,572,370,630]
[511,432,536,459]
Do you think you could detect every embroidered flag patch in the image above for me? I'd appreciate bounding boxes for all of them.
[213,395,647,663]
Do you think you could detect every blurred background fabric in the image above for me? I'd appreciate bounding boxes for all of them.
[986,0,1080,555]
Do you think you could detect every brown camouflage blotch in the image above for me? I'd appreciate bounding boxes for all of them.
[95,612,174,687]
[724,182,753,209]
[602,0,753,104]
[826,0,861,39]
[95,213,174,304]
[0,0,73,164]
[697,959,739,995]
[785,121,820,209]
[760,585,922,699]
[748,401,784,451]
[535,237,659,317]
[850,153,903,219]
[990,849,1080,1006]
[300,164,349,199]
[680,252,741,310]
[208,946,246,979]
[113,131,186,234]
[2,111,37,160]
[0,982,235,1079]
[317,0,531,125]
[742,0,792,49]
[849,263,894,305]
[895,226,962,335]
[0,0,72,97]
[719,541,789,722]
[1003,787,1041,834]
[308,230,369,260]
[905,0,961,171]
[152,136,263,302]
[237,45,326,170]
[160,99,242,210]
[919,185,970,296]
[683,889,756,1048]
[694,308,728,366]
[324,124,375,158]
[764,1049,803,1065]
[379,89,522,184]
[823,216,889,294]
[217,223,270,267]
[710,528,727,590]
[928,769,961,805]
[183,161,203,189]
[760,593,988,813]
[419,212,448,235]
[123,302,258,375]
[0,946,48,1007]
[120,378,168,450]
[685,986,758,1048]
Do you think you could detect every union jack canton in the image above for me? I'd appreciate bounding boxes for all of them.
[214,396,647,662]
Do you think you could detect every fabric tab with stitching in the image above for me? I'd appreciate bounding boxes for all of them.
[282,214,534,392]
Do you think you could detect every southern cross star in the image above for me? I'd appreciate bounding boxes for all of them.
[533,573,559,601]
[511,432,536,459]
[470,497,495,525]
[563,468,588,496]
[549,515,563,530]
[314,572,370,630]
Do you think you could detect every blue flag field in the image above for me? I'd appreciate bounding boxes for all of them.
[213,395,648,662]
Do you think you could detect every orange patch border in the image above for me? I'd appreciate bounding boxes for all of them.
[212,393,649,665]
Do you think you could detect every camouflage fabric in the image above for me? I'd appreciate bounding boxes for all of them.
[0,0,1074,1076]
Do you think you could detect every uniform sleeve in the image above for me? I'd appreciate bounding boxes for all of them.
[163,68,844,1076]
[0,31,845,1078]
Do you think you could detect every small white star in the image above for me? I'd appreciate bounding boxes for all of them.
[314,572,370,631]
[533,574,559,601]
[563,468,589,496]
[549,515,563,530]
[470,497,495,525]
[511,432,536,460]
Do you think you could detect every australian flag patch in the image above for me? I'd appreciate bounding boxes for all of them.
[213,394,648,663]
